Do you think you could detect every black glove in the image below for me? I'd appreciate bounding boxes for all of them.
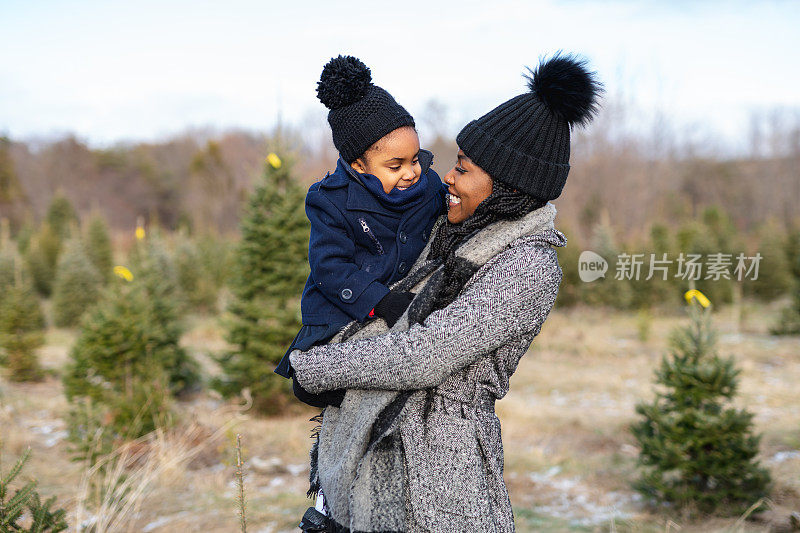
[292,375,345,408]
[373,290,414,327]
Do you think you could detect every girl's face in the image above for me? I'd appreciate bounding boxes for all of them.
[443,149,494,224]
[351,126,422,194]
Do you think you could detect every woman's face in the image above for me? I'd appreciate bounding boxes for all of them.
[443,149,493,224]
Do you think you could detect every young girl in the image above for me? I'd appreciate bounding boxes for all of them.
[274,55,446,529]
[274,55,447,409]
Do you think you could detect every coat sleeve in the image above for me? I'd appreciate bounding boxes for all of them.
[290,243,561,393]
[306,188,390,322]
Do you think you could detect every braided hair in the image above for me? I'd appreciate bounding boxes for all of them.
[426,180,547,311]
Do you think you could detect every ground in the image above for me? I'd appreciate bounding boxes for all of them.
[1,301,798,532]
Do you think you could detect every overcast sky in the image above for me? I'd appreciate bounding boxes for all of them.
[1,0,798,150]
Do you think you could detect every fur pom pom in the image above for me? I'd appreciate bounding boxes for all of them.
[525,52,602,127]
[316,55,373,110]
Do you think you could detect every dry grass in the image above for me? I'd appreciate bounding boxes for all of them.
[0,301,798,532]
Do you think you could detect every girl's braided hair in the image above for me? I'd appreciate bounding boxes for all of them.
[426,179,547,311]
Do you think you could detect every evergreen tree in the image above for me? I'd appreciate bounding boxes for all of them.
[582,216,633,309]
[45,193,79,241]
[24,222,61,297]
[0,246,16,303]
[676,207,744,306]
[771,228,800,335]
[63,277,184,451]
[0,279,45,382]
[52,239,103,327]
[0,448,68,532]
[0,137,27,230]
[15,220,34,256]
[628,223,681,309]
[84,212,113,283]
[128,233,199,392]
[213,154,309,415]
[630,294,771,516]
[745,221,793,301]
[196,232,234,290]
[174,235,218,312]
[772,285,800,335]
[553,227,582,308]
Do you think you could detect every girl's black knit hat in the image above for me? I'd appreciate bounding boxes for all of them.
[317,55,415,164]
[456,52,602,200]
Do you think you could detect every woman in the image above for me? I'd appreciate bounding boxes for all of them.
[290,53,602,533]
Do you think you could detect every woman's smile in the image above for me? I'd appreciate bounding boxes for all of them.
[448,190,462,207]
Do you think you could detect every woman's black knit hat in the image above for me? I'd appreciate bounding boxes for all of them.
[456,52,602,200]
[317,55,415,163]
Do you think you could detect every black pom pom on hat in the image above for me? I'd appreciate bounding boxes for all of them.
[317,54,415,163]
[456,52,602,200]
[525,52,601,128]
[317,55,373,110]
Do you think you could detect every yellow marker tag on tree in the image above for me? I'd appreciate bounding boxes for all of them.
[113,265,134,282]
[684,289,711,308]
[267,153,282,169]
[135,226,145,240]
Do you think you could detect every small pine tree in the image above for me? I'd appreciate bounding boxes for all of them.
[174,235,218,312]
[45,193,79,241]
[25,223,61,297]
[15,221,34,256]
[0,137,28,230]
[63,277,183,452]
[629,223,681,309]
[771,228,800,335]
[582,215,633,309]
[553,227,582,308]
[746,222,793,301]
[213,154,309,415]
[84,213,113,283]
[0,447,68,532]
[196,233,234,289]
[127,233,200,391]
[772,286,800,335]
[0,280,45,382]
[0,246,17,302]
[52,239,103,328]
[676,207,745,306]
[630,295,771,516]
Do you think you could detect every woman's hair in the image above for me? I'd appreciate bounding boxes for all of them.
[426,180,547,311]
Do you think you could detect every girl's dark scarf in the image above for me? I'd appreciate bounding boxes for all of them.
[344,163,429,214]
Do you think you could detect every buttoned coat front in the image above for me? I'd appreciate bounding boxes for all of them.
[291,203,566,532]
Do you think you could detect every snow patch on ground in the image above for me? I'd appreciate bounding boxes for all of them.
[528,465,638,526]
[142,511,191,532]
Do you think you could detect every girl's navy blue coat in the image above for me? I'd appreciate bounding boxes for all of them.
[274,149,447,381]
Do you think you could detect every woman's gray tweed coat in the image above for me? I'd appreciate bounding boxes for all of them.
[290,202,566,533]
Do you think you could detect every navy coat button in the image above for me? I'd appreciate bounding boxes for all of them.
[399,232,408,244]
[341,288,353,300]
[398,262,408,274]
[422,231,428,242]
